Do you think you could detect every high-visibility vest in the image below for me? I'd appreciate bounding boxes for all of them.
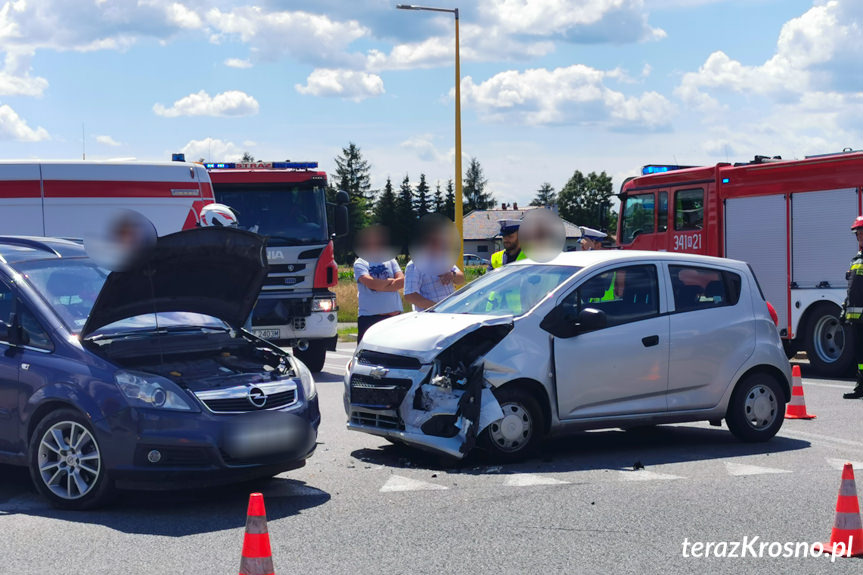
[846,252,863,322]
[490,249,527,269]
[589,272,617,303]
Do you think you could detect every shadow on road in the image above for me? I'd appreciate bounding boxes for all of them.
[350,424,812,475]
[0,471,329,536]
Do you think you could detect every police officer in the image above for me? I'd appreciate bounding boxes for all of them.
[579,226,607,251]
[842,216,863,399]
[488,219,527,271]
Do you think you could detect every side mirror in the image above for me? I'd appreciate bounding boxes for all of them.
[335,190,350,205]
[334,204,349,238]
[576,308,607,332]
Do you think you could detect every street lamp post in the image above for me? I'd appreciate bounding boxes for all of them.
[396,4,464,268]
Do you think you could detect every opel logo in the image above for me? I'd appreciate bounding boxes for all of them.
[369,366,389,379]
[248,387,267,408]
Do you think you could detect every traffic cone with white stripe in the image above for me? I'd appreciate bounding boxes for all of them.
[823,463,863,558]
[785,365,815,419]
[239,493,275,575]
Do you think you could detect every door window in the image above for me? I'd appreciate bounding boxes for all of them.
[0,281,12,345]
[669,265,742,312]
[674,189,704,231]
[658,192,668,233]
[19,304,53,351]
[620,194,655,243]
[562,265,660,327]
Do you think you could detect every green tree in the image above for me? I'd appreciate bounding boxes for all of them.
[557,170,614,231]
[444,179,455,221]
[463,157,494,212]
[530,182,557,207]
[241,151,255,162]
[414,174,431,218]
[394,175,416,253]
[332,142,373,261]
[432,181,445,214]
[374,176,398,228]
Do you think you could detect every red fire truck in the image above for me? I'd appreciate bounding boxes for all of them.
[204,161,348,372]
[617,150,863,376]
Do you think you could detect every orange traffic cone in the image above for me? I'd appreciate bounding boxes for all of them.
[239,493,275,575]
[785,365,815,419]
[823,463,863,558]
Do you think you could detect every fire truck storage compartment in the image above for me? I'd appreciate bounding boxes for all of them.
[791,189,859,288]
[724,194,789,333]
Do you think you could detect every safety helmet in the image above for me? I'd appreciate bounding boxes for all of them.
[852,216,863,231]
[200,203,238,228]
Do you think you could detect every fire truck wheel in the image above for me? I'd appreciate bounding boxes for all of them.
[804,303,856,377]
[293,342,326,373]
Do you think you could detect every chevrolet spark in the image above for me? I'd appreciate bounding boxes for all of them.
[345,250,791,460]
[0,228,319,509]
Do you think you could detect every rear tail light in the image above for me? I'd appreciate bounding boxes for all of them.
[766,301,779,326]
[313,240,338,288]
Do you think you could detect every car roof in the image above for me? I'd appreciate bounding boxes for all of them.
[513,249,750,271]
[0,236,88,265]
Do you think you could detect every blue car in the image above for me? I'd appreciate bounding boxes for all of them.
[0,228,320,509]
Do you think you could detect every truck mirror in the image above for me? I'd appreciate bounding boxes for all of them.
[335,190,349,205]
[334,205,349,238]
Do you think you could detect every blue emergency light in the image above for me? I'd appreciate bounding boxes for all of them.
[203,161,319,170]
[641,164,696,175]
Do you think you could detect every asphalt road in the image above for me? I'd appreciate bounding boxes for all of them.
[2,345,863,574]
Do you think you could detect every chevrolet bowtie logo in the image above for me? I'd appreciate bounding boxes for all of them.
[369,366,389,379]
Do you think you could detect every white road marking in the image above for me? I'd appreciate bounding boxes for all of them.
[618,470,683,481]
[826,458,863,471]
[724,462,791,476]
[380,475,448,493]
[504,474,569,487]
[802,380,855,390]
[779,429,863,449]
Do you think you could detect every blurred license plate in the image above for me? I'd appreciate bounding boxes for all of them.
[253,329,280,340]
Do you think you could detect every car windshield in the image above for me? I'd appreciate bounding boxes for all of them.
[432,264,579,316]
[16,258,228,335]
[214,182,328,245]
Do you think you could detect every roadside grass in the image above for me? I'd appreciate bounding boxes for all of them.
[334,265,487,322]
[337,324,358,343]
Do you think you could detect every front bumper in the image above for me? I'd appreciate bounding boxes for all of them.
[100,397,321,490]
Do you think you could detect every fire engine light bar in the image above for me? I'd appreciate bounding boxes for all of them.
[203,161,319,170]
[641,164,695,175]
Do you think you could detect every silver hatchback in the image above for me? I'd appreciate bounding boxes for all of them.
[345,251,792,460]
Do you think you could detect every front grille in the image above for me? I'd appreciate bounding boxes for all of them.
[293,317,306,331]
[357,350,422,370]
[203,389,296,413]
[268,263,307,273]
[252,298,312,324]
[350,410,404,430]
[350,374,412,410]
[263,275,304,287]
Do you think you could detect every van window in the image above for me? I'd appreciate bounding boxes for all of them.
[0,281,13,344]
[674,189,704,231]
[669,265,742,312]
[19,305,53,351]
[562,265,660,327]
[658,191,668,232]
[620,193,655,243]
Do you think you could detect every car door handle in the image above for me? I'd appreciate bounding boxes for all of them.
[642,335,659,347]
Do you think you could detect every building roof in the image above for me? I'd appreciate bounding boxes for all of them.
[462,207,582,240]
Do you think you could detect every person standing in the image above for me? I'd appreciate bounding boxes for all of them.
[488,219,526,271]
[404,216,465,311]
[579,226,608,251]
[842,216,863,399]
[353,226,404,342]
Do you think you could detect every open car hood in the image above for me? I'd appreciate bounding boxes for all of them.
[360,311,513,364]
[81,228,267,338]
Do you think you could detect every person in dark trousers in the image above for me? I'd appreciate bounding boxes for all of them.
[842,216,863,399]
[354,225,404,342]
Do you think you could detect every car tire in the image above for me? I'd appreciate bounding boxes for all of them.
[293,342,326,373]
[28,408,114,510]
[726,374,785,443]
[479,387,545,461]
[804,303,856,377]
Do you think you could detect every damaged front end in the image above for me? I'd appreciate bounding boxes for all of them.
[346,318,512,459]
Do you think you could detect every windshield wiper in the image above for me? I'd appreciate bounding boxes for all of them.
[266,235,304,246]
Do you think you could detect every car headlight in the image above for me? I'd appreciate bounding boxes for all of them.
[293,357,317,400]
[114,370,198,412]
[312,297,336,313]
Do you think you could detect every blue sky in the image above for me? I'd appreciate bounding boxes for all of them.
[0,0,860,207]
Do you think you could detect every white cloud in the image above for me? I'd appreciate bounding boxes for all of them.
[0,50,47,96]
[224,57,252,69]
[153,90,259,117]
[295,69,384,102]
[0,104,49,141]
[180,137,242,162]
[95,134,121,147]
[401,135,451,163]
[459,64,675,129]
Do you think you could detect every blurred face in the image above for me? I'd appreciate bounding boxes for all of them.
[856,228,863,248]
[580,237,596,251]
[355,225,396,263]
[502,231,519,251]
